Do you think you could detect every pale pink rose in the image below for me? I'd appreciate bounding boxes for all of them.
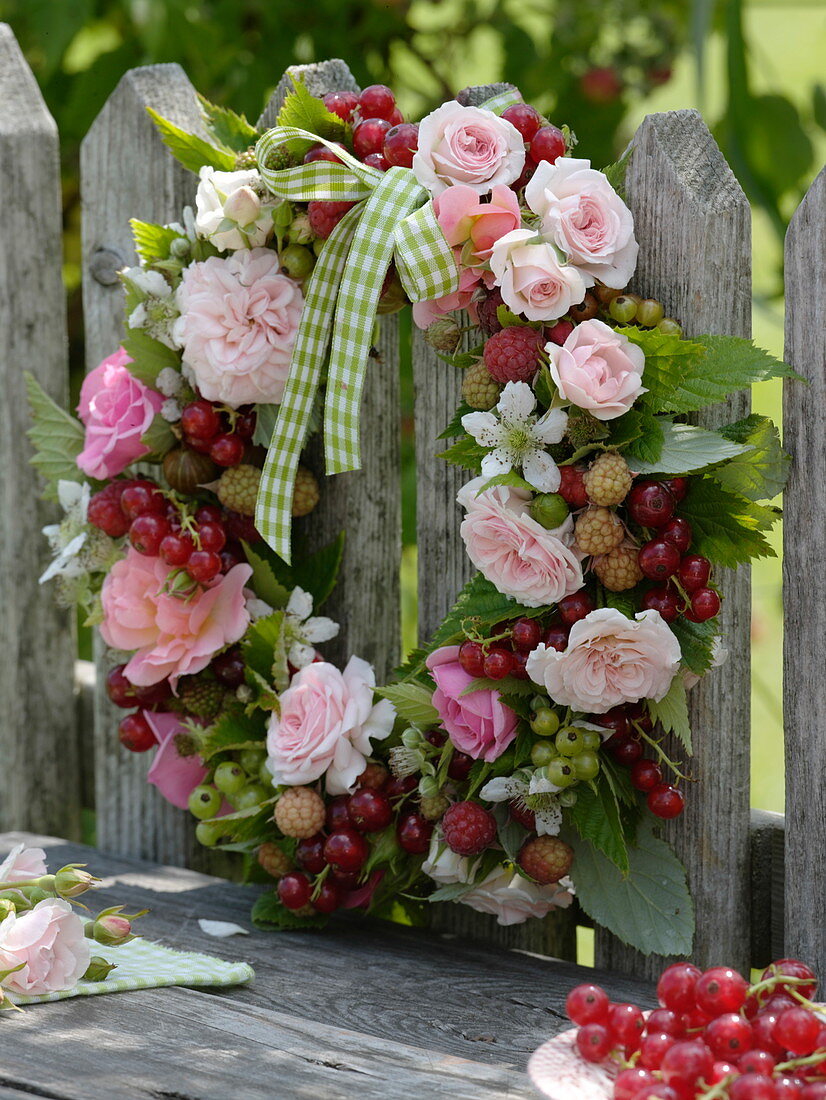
[413,102,524,197]
[0,844,48,883]
[100,549,251,687]
[172,249,303,407]
[76,347,163,480]
[0,899,90,995]
[460,866,573,926]
[489,230,589,322]
[266,657,396,795]
[145,711,208,809]
[426,645,518,762]
[458,477,584,608]
[412,262,480,329]
[526,608,681,713]
[434,184,522,265]
[525,157,638,288]
[547,318,646,420]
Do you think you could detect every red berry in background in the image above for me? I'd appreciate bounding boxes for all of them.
[382,122,419,168]
[580,66,623,104]
[353,117,392,158]
[160,530,195,567]
[614,1069,659,1100]
[329,867,361,890]
[389,106,404,125]
[774,1007,822,1055]
[678,554,711,592]
[501,102,543,141]
[665,476,689,503]
[626,700,654,732]
[639,1031,677,1070]
[181,400,221,441]
[558,591,595,625]
[118,710,155,752]
[510,649,530,679]
[695,966,749,1016]
[322,90,359,122]
[197,522,226,553]
[325,795,352,832]
[396,812,432,854]
[458,640,485,677]
[133,679,171,706]
[646,1008,683,1037]
[626,480,676,528]
[801,1083,826,1099]
[129,514,170,556]
[543,623,570,651]
[425,728,447,748]
[195,504,222,525]
[528,124,566,164]
[661,516,693,554]
[311,879,342,914]
[442,801,496,856]
[704,1013,754,1059]
[219,542,245,573]
[546,319,575,345]
[512,617,541,652]
[647,783,685,819]
[307,199,356,239]
[121,480,164,520]
[510,161,536,192]
[347,788,392,833]
[709,1060,739,1085]
[362,152,389,171]
[575,1023,613,1063]
[234,408,256,440]
[593,706,629,737]
[638,538,681,581]
[609,735,643,766]
[187,550,222,584]
[657,963,701,1013]
[106,664,138,708]
[277,871,312,910]
[385,775,417,800]
[730,1075,777,1100]
[447,749,473,781]
[358,84,396,121]
[558,465,589,509]
[225,510,261,543]
[641,585,681,623]
[209,433,245,467]
[565,983,610,1026]
[608,1002,645,1048]
[509,799,536,830]
[660,1039,713,1088]
[686,587,722,623]
[630,758,663,792]
[762,958,818,1001]
[323,827,368,872]
[483,646,513,680]
[295,834,326,874]
[212,646,245,688]
[303,143,343,165]
[750,1012,784,1057]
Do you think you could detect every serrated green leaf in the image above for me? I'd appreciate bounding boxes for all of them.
[602,147,632,199]
[252,404,279,447]
[714,414,790,502]
[242,542,291,609]
[608,409,646,450]
[140,413,176,459]
[438,400,475,440]
[146,107,237,173]
[24,373,86,501]
[251,891,328,930]
[198,94,258,152]
[649,676,692,753]
[625,412,665,465]
[200,709,267,761]
[670,617,717,676]
[603,590,637,617]
[121,329,180,387]
[130,219,185,264]
[291,532,345,608]
[436,435,486,473]
[568,822,694,956]
[476,471,533,494]
[461,676,537,698]
[565,777,628,873]
[533,364,557,410]
[243,611,287,689]
[375,682,438,727]
[276,76,347,156]
[678,477,777,566]
[630,420,751,476]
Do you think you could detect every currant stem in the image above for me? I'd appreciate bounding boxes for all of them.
[637,728,692,782]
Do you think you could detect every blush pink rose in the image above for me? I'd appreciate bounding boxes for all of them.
[100,549,251,687]
[460,866,573,926]
[489,229,589,322]
[526,607,681,713]
[0,844,47,883]
[547,318,646,420]
[76,347,163,480]
[172,249,303,407]
[0,899,90,995]
[525,158,638,288]
[458,478,584,608]
[434,184,522,265]
[412,261,480,329]
[266,657,396,795]
[413,102,525,197]
[426,645,518,762]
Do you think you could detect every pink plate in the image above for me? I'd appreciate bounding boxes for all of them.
[528,1026,616,1100]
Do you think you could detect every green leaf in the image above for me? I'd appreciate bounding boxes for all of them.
[602,147,632,199]
[624,413,665,465]
[427,881,479,903]
[533,364,557,410]
[476,471,533,494]
[291,532,345,608]
[251,891,328,931]
[714,415,790,501]
[252,404,279,447]
[24,373,86,501]
[140,413,176,459]
[130,219,185,264]
[146,107,237,173]
[198,94,258,152]
[121,330,180,387]
[243,611,288,690]
[242,542,291,609]
[200,709,267,760]
[461,676,537,698]
[566,778,628,873]
[608,409,646,450]
[438,400,475,441]
[678,477,777,567]
[603,590,637,618]
[276,76,347,156]
[436,435,486,473]
[670,617,717,676]
[629,420,752,476]
[375,682,438,728]
[649,676,692,753]
[568,822,694,956]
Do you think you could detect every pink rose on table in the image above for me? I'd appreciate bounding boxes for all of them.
[76,347,163,480]
[172,248,303,407]
[0,844,47,883]
[458,478,584,608]
[489,230,589,322]
[426,645,518,762]
[525,157,638,288]
[266,657,396,795]
[526,608,681,713]
[0,899,90,995]
[100,549,251,687]
[413,102,524,197]
[434,184,521,265]
[546,318,646,420]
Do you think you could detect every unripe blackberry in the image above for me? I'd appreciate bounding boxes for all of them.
[583,452,632,507]
[292,465,320,517]
[274,787,326,839]
[462,359,501,410]
[420,794,450,821]
[217,464,261,516]
[518,835,574,884]
[575,506,625,556]
[593,545,644,591]
[257,842,293,879]
[178,676,225,719]
[234,149,258,170]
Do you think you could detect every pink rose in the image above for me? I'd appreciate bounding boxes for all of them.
[426,645,518,762]
[434,184,522,265]
[76,347,163,480]
[172,249,303,407]
[413,102,525,197]
[458,478,584,608]
[525,158,638,288]
[0,899,90,995]
[412,262,480,329]
[526,607,681,713]
[145,711,208,809]
[100,549,251,687]
[489,229,589,322]
[266,657,396,795]
[0,844,47,883]
[547,318,646,420]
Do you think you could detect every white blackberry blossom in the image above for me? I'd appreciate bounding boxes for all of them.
[123,266,179,348]
[480,768,563,836]
[284,586,339,669]
[39,481,91,584]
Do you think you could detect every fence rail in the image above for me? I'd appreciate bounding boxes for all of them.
[1,24,823,973]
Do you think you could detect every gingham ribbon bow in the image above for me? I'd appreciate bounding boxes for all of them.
[253,126,460,561]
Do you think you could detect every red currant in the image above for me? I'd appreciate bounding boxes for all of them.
[730,1076,778,1100]
[347,789,392,833]
[88,488,131,537]
[546,319,575,345]
[322,90,359,122]
[686,587,721,622]
[657,963,702,1013]
[512,617,542,652]
[580,66,623,104]
[633,1085,681,1100]
[234,409,256,440]
[639,1031,677,1070]
[106,664,138,708]
[362,152,389,171]
[626,701,654,732]
[614,1068,658,1100]
[129,514,170,556]
[565,983,609,1025]
[447,750,473,781]
[593,707,629,737]
[133,679,171,706]
[311,879,342,914]
[303,143,343,165]
[181,400,220,441]
[665,477,689,503]
[630,759,663,792]
[197,522,226,553]
[558,591,595,625]
[187,550,222,584]
[323,828,368,872]
[607,1002,645,1048]
[638,538,681,581]
[353,118,392,158]
[529,124,566,164]
[704,1013,754,1059]
[458,640,485,677]
[358,84,396,121]
[575,1023,613,1063]
[385,775,417,801]
[209,433,245,467]
[159,530,195,567]
[627,480,676,528]
[501,103,542,141]
[195,504,223,525]
[121,480,164,520]
[659,1039,713,1088]
[647,783,686,819]
[647,1008,684,1037]
[774,1007,822,1056]
[483,646,513,680]
[295,834,326,874]
[750,1012,784,1056]
[762,959,818,1001]
[695,967,749,1016]
[609,735,643,767]
[382,123,419,168]
[212,646,245,687]
[661,517,693,554]
[543,623,570,651]
[277,871,312,910]
[396,812,433,853]
[118,710,155,752]
[641,585,681,623]
[678,554,711,592]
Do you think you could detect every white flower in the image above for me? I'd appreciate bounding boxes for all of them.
[284,586,339,669]
[155,367,184,397]
[39,481,91,584]
[421,836,480,885]
[459,866,573,925]
[123,266,179,348]
[480,770,563,835]
[194,167,278,250]
[245,596,274,622]
[160,398,182,422]
[461,381,568,493]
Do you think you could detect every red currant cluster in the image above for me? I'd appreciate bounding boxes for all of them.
[179,399,255,467]
[500,102,567,191]
[567,958,826,1098]
[457,615,542,682]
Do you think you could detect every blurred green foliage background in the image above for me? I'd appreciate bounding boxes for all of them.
[1,0,824,815]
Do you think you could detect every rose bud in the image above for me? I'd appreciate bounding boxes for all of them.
[53,864,98,899]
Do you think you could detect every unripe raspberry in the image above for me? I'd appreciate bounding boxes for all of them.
[292,465,320,517]
[357,762,389,790]
[420,794,450,821]
[424,317,462,354]
[274,787,326,839]
[462,359,501,410]
[575,506,625,556]
[483,325,544,384]
[217,464,261,516]
[593,545,644,591]
[584,452,633,506]
[518,835,574,884]
[257,841,293,879]
[178,676,225,718]
[234,149,258,170]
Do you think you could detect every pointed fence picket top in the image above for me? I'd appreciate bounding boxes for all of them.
[783,165,826,976]
[594,110,753,978]
[0,25,81,841]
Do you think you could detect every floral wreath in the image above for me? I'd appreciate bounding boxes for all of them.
[30,76,793,954]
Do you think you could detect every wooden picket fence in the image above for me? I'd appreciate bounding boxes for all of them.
[1,22,823,979]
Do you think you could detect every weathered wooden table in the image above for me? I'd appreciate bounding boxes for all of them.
[0,833,654,1099]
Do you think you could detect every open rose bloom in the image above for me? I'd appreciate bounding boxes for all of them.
[0,900,90,996]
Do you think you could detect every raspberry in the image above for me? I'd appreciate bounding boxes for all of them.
[225,510,261,543]
[217,464,261,516]
[274,787,326,839]
[483,325,544,384]
[234,149,258,170]
[419,794,449,821]
[518,835,574,884]
[357,762,389,790]
[292,465,320,517]
[461,359,501,410]
[257,841,293,879]
[178,675,225,719]
[308,200,355,239]
[476,287,504,335]
[574,506,625,555]
[558,465,589,509]
[593,545,644,591]
[424,317,462,354]
[583,452,633,506]
[442,802,496,856]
